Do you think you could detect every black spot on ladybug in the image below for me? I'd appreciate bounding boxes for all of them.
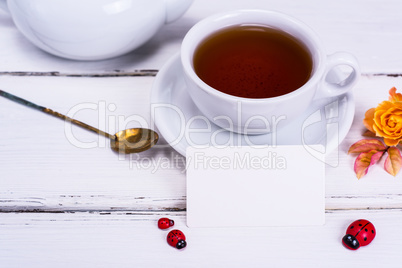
[372,230,374,234]
[364,237,367,241]
[365,228,368,232]
[359,224,362,226]
[350,226,354,229]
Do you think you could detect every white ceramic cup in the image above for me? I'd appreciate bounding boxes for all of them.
[0,0,193,60]
[181,9,360,135]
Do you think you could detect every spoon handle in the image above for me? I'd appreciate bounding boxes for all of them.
[0,90,115,140]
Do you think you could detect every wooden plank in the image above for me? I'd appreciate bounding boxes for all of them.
[1,209,401,268]
[0,0,402,73]
[0,75,185,213]
[1,74,402,212]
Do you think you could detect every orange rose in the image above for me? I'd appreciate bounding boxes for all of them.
[364,87,402,146]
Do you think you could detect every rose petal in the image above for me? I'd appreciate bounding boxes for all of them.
[384,138,400,146]
[376,100,395,111]
[348,139,386,154]
[384,147,402,176]
[373,121,402,140]
[389,87,397,99]
[389,87,402,103]
[354,150,383,179]
[363,108,376,133]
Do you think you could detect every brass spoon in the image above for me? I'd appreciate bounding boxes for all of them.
[0,90,159,154]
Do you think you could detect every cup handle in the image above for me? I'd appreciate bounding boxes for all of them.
[316,52,360,99]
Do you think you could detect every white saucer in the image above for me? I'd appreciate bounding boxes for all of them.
[151,53,355,156]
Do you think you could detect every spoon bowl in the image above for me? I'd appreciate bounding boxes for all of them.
[111,128,159,154]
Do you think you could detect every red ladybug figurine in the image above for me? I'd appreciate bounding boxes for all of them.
[158,218,174,229]
[342,219,376,250]
[167,229,187,249]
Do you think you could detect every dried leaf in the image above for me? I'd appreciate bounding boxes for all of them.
[354,150,384,179]
[370,151,384,166]
[362,130,377,137]
[384,147,402,176]
[348,139,386,154]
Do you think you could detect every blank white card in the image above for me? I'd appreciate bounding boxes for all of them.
[186,145,325,227]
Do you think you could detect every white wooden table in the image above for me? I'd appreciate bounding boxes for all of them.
[2,0,402,267]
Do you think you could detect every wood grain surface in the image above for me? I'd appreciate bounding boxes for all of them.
[1,0,402,267]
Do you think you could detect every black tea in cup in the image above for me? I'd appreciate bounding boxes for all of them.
[193,25,313,98]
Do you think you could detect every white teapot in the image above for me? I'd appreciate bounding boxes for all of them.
[0,0,193,60]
